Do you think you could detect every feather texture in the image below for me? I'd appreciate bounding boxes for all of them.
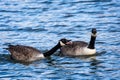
[7,45,44,62]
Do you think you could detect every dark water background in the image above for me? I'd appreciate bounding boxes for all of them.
[0,0,120,80]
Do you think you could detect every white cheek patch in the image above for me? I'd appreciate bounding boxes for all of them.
[91,33,97,37]
[60,41,65,46]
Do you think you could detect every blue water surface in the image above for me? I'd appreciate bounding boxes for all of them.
[0,0,120,80]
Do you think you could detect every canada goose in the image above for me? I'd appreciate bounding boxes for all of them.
[5,38,71,62]
[60,28,97,56]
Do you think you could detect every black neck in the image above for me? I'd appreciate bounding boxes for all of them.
[87,35,96,49]
[43,44,60,57]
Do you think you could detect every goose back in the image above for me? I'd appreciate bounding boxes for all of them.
[60,41,88,56]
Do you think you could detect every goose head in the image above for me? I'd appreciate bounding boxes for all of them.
[91,28,97,37]
[59,38,72,46]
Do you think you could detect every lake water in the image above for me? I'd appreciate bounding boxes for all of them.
[0,0,120,80]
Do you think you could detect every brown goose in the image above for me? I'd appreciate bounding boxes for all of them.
[5,38,71,62]
[60,28,97,56]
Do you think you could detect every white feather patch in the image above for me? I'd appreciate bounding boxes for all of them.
[91,33,97,37]
[29,54,45,62]
[37,54,45,58]
[60,41,65,46]
[82,47,96,55]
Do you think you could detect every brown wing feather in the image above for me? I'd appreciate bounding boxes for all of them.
[61,41,88,49]
[60,41,88,56]
[7,45,42,62]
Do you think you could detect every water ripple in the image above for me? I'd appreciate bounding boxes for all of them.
[0,0,120,79]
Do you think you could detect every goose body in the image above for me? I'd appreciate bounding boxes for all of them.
[61,41,96,56]
[7,45,45,62]
[60,28,97,56]
[5,38,71,62]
